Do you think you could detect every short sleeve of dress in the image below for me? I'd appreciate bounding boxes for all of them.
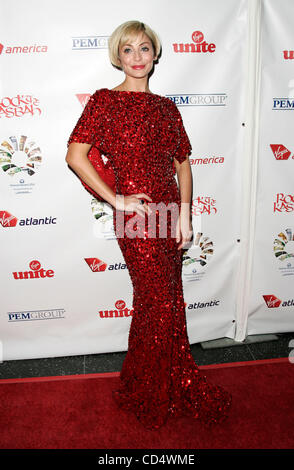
[67,90,100,147]
[172,102,192,164]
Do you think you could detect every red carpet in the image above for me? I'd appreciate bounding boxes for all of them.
[0,357,293,449]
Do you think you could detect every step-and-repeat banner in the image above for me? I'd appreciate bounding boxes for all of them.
[246,0,294,335]
[1,0,293,361]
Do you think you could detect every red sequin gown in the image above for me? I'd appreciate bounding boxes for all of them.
[68,88,232,430]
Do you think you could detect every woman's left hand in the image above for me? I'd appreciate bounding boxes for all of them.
[176,213,193,250]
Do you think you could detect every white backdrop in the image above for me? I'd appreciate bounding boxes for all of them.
[0,0,293,361]
[246,0,294,335]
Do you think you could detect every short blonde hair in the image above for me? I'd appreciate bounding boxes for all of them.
[108,20,162,69]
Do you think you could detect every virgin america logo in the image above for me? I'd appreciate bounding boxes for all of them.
[173,30,216,54]
[270,144,292,160]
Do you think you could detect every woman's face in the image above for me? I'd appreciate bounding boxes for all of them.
[117,32,156,78]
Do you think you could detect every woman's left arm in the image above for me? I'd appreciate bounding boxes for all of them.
[174,156,193,250]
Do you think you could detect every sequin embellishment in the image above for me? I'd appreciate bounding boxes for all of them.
[68,88,232,430]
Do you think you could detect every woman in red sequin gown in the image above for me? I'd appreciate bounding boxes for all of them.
[66,21,232,431]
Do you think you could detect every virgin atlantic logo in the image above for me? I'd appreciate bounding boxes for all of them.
[84,257,127,272]
[173,30,216,54]
[85,257,107,272]
[0,210,57,228]
[76,94,91,108]
[263,295,294,308]
[12,260,55,280]
[270,144,293,160]
[263,295,282,308]
[0,211,18,227]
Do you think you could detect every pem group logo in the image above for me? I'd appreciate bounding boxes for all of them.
[0,210,56,228]
[272,97,294,109]
[167,93,227,107]
[72,36,108,50]
[7,308,65,322]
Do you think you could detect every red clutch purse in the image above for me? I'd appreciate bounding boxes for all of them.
[80,147,116,202]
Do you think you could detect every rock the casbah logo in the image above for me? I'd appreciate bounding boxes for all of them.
[191,196,217,216]
[0,95,41,118]
[273,194,294,213]
[173,30,216,54]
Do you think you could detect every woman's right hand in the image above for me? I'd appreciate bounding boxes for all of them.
[115,193,153,217]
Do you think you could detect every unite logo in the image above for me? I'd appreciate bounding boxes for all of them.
[173,30,216,54]
[12,260,55,280]
[283,50,294,60]
[270,144,293,160]
[98,299,134,318]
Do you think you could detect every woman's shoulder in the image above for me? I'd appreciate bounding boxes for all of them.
[89,88,109,100]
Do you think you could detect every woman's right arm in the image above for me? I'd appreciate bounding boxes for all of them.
[65,142,152,215]
[65,142,118,207]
